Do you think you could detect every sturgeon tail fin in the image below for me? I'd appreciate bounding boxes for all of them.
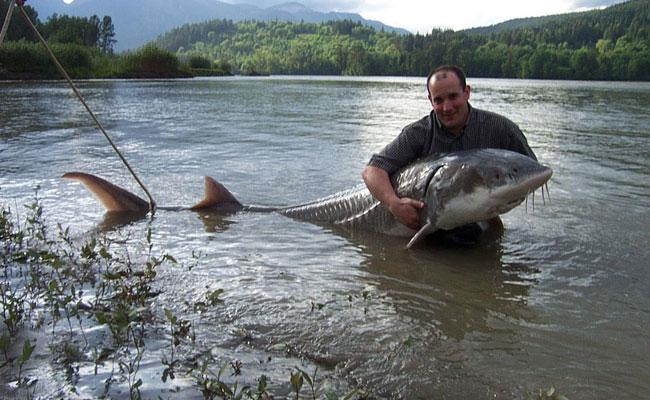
[190,176,242,211]
[63,172,149,212]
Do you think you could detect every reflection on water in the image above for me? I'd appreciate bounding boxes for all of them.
[1,77,650,399]
[97,210,149,231]
[194,210,238,233]
[345,227,531,340]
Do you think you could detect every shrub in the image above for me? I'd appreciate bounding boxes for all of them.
[188,54,211,69]
[117,44,187,78]
[0,40,92,79]
[0,40,52,77]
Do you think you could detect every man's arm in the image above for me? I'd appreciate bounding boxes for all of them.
[503,118,537,160]
[362,165,424,230]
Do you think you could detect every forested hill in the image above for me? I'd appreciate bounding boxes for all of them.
[26,0,408,50]
[463,0,647,39]
[154,0,648,81]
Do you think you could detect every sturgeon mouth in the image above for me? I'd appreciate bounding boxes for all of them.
[493,167,553,203]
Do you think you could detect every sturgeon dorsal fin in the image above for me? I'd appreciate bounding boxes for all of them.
[63,172,149,212]
[190,176,242,210]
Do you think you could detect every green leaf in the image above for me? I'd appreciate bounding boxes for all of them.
[298,367,314,387]
[0,334,10,351]
[207,289,224,306]
[164,308,176,324]
[546,386,556,397]
[163,254,177,264]
[216,380,233,396]
[324,391,338,400]
[99,247,112,260]
[20,339,36,363]
[95,311,108,324]
[257,374,268,392]
[290,371,303,393]
[217,360,229,379]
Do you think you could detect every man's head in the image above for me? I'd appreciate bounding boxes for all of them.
[427,65,471,135]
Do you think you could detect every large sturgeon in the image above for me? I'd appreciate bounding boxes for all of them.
[63,149,552,248]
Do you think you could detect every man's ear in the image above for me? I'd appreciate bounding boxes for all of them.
[464,84,471,100]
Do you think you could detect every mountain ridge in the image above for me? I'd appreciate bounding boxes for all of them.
[26,0,410,50]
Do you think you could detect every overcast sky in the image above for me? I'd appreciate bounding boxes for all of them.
[225,0,629,33]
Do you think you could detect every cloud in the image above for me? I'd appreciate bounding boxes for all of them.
[570,0,623,7]
[224,0,365,12]
[223,0,630,33]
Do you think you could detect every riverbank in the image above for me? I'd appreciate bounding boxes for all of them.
[0,42,232,81]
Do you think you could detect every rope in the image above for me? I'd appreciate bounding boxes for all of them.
[0,0,16,46]
[14,3,157,213]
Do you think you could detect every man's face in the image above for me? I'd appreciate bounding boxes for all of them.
[427,72,470,134]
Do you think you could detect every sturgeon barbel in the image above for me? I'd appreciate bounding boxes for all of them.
[63,149,552,248]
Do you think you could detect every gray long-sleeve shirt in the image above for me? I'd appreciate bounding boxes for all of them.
[368,105,537,175]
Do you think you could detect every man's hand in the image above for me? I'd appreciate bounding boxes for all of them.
[387,197,425,230]
[362,165,425,230]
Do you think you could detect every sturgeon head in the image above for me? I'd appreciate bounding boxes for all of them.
[406,149,553,248]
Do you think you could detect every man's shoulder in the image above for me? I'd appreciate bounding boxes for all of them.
[470,107,520,130]
[402,113,433,134]
[472,107,512,122]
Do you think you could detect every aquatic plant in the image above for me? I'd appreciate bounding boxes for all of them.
[528,386,569,400]
[0,195,369,399]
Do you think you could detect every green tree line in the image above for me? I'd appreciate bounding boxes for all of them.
[0,0,198,79]
[0,1,116,53]
[155,0,649,80]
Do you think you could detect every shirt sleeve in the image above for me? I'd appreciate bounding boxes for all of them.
[367,116,428,175]
[504,119,537,161]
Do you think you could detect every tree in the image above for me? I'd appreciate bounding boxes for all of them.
[98,15,116,54]
[41,14,99,47]
[571,47,599,80]
[0,0,39,42]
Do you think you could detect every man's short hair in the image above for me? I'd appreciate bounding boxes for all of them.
[426,65,467,94]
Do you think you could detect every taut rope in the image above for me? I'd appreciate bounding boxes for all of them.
[0,0,16,45]
[1,1,156,213]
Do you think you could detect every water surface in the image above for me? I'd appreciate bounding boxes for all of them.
[1,76,649,399]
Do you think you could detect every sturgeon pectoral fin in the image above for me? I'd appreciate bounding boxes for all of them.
[62,172,149,212]
[190,176,242,211]
[406,221,437,249]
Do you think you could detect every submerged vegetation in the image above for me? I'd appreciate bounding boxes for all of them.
[0,189,573,398]
[0,194,367,399]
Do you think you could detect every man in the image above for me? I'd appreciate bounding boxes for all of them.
[362,65,537,232]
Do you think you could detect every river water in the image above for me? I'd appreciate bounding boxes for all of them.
[1,76,649,399]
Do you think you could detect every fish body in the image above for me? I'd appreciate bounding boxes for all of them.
[64,149,552,248]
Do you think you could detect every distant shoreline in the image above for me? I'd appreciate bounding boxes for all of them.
[2,73,649,83]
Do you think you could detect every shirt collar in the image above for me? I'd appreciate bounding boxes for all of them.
[431,102,474,133]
